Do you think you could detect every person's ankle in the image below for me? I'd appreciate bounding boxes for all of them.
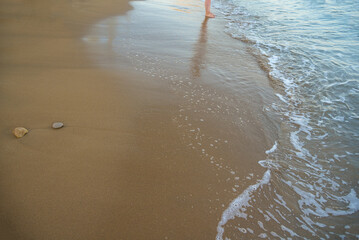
[205,12,215,18]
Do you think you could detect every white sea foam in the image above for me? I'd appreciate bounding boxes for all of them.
[265,141,278,154]
[325,189,359,216]
[275,93,288,104]
[216,170,271,240]
[258,233,267,238]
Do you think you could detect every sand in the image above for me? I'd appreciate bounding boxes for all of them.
[0,0,278,239]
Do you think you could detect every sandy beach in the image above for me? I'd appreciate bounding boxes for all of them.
[0,0,279,239]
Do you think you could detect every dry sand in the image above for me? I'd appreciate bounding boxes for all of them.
[0,0,278,239]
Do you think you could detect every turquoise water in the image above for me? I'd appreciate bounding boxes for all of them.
[214,0,359,238]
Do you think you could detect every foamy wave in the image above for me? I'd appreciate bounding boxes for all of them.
[326,189,359,216]
[216,170,271,240]
[214,0,359,238]
[265,141,277,154]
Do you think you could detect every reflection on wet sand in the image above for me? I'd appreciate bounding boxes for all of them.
[191,17,209,79]
[0,0,278,239]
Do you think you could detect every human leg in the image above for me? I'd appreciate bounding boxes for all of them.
[205,0,215,18]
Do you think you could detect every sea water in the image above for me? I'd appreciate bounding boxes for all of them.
[213,0,359,239]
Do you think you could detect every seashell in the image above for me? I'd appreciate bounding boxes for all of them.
[13,127,28,138]
[52,122,64,129]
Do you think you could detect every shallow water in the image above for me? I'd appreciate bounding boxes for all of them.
[84,0,359,239]
[213,0,359,239]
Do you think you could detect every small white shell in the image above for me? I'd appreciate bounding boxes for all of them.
[52,122,64,129]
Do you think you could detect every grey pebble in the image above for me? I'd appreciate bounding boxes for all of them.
[52,122,64,129]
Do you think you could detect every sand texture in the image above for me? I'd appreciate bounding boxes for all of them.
[0,0,279,239]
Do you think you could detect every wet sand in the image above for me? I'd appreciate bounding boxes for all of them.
[0,0,278,239]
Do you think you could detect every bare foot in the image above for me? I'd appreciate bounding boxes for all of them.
[205,12,215,18]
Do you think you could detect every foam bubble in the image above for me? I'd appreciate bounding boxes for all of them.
[216,170,271,240]
[325,189,359,216]
[265,141,278,154]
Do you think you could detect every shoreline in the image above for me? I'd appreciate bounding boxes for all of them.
[0,0,279,239]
